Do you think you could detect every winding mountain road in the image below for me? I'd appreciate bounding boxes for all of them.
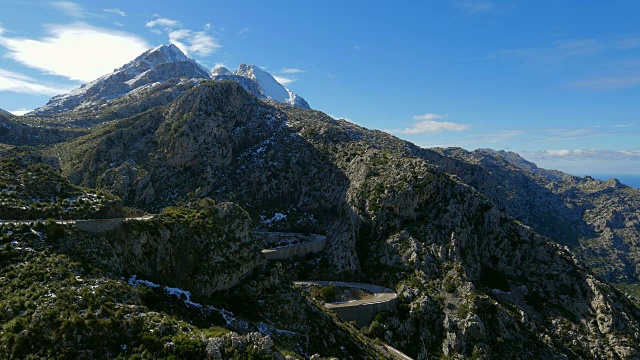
[0,215,154,225]
[293,281,398,308]
[293,281,410,360]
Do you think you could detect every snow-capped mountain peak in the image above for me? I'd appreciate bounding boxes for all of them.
[212,66,233,76]
[116,44,187,70]
[231,64,310,109]
[32,44,211,115]
[235,64,292,103]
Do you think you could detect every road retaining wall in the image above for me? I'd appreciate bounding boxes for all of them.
[261,234,326,260]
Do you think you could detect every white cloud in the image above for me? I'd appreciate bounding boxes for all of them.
[168,29,221,57]
[496,39,601,65]
[0,68,74,95]
[273,75,295,85]
[238,28,251,36]
[543,127,603,141]
[52,1,85,18]
[9,109,32,116]
[467,130,522,143]
[394,114,471,135]
[524,149,640,160]
[102,8,126,17]
[456,0,497,13]
[413,113,444,121]
[566,76,640,90]
[614,123,636,128]
[280,68,305,74]
[146,18,181,29]
[0,23,150,82]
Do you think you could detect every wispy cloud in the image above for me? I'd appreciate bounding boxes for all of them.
[168,29,221,57]
[494,39,601,65]
[280,68,305,74]
[523,149,640,161]
[494,36,640,66]
[102,8,126,17]
[614,37,640,50]
[566,75,640,90]
[614,123,637,128]
[147,15,221,57]
[467,130,522,143]
[0,23,150,82]
[273,75,295,86]
[456,0,497,13]
[238,27,251,37]
[146,17,181,29]
[543,127,607,141]
[0,68,74,95]
[51,1,85,18]
[392,113,471,135]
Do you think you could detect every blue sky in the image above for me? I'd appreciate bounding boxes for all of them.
[1,0,639,175]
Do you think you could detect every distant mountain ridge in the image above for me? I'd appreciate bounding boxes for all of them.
[0,108,10,116]
[30,44,310,116]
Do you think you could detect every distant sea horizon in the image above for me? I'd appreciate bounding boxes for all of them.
[574,174,640,189]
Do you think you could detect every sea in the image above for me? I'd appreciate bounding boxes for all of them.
[577,174,640,189]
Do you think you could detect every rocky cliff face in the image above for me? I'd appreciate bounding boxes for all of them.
[419,147,640,287]
[44,80,640,358]
[67,202,262,298]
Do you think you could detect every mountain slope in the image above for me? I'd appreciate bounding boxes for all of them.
[0,108,10,116]
[48,80,640,358]
[0,111,87,145]
[0,154,390,359]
